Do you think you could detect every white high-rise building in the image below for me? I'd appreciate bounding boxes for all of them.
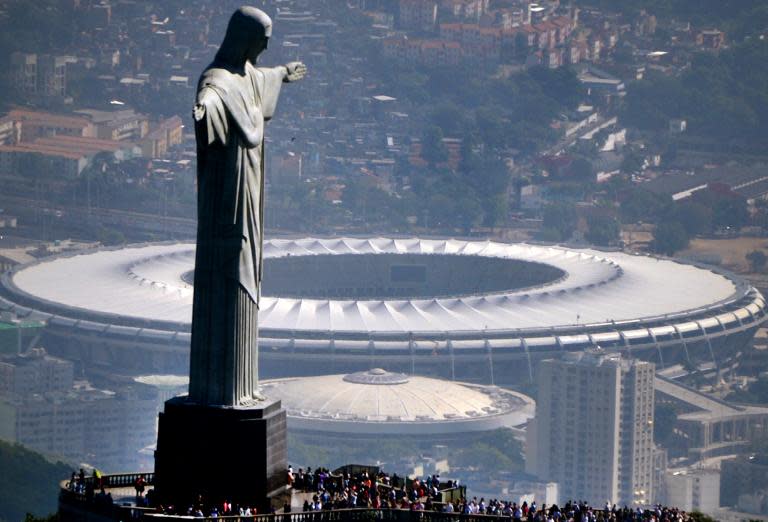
[526,351,655,507]
[0,349,157,471]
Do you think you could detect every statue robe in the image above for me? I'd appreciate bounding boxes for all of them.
[188,61,284,406]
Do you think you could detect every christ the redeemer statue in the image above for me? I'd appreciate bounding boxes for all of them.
[188,7,306,406]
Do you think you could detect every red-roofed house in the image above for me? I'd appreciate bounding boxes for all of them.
[420,40,462,66]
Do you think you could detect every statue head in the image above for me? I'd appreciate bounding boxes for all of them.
[216,6,273,67]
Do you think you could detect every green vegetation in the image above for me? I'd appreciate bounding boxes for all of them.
[395,66,582,157]
[450,429,524,472]
[688,512,718,522]
[618,185,750,254]
[22,515,58,522]
[623,40,768,152]
[358,65,585,231]
[0,441,70,522]
[288,428,524,475]
[579,0,768,40]
[539,203,578,242]
[620,189,671,225]
[746,250,768,273]
[650,222,689,255]
[726,378,768,405]
[585,214,621,247]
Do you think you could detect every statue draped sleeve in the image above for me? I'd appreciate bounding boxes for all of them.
[194,86,229,146]
[191,66,284,303]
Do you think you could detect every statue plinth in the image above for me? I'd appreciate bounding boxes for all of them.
[154,396,288,511]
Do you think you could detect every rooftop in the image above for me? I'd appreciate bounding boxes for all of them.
[260,370,535,434]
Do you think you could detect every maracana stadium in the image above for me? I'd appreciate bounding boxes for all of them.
[0,237,764,384]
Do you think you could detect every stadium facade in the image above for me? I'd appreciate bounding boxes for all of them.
[0,238,765,384]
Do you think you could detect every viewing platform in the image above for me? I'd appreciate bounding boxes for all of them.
[58,466,469,522]
[58,467,700,522]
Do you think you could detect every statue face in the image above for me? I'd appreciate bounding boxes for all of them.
[218,7,273,67]
[247,36,269,64]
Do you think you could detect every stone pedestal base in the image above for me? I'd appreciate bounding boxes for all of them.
[154,396,287,512]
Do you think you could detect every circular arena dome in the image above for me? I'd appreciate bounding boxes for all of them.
[261,369,535,436]
[0,237,765,382]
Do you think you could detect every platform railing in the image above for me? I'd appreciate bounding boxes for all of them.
[142,509,520,522]
[59,473,471,522]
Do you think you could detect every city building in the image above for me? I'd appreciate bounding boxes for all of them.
[399,0,438,31]
[664,468,720,515]
[37,55,69,98]
[697,29,725,50]
[262,369,534,438]
[9,53,72,98]
[255,369,535,496]
[10,52,37,94]
[0,348,74,396]
[0,349,157,471]
[140,116,184,159]
[0,116,20,145]
[74,109,149,142]
[7,109,94,142]
[0,135,142,177]
[526,352,655,506]
[654,376,768,461]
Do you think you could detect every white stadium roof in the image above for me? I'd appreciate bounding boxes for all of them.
[5,238,743,334]
[260,368,535,435]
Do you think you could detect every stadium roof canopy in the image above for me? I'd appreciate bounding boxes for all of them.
[261,368,535,435]
[3,238,747,334]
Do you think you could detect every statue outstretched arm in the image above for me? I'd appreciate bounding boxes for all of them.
[282,62,307,83]
[256,63,306,122]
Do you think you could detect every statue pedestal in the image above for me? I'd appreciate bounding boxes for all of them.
[154,396,288,512]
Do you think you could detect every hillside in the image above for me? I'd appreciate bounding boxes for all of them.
[0,441,70,522]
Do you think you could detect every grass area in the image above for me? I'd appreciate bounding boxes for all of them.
[621,228,768,274]
[682,237,768,273]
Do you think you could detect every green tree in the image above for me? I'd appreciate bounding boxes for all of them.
[689,512,717,522]
[621,39,768,149]
[451,429,524,472]
[668,201,713,236]
[96,227,126,246]
[570,157,595,181]
[621,151,644,174]
[542,203,578,241]
[0,441,71,522]
[651,222,690,255]
[746,250,768,273]
[620,189,671,224]
[693,190,749,230]
[536,227,563,242]
[422,126,448,167]
[586,214,620,246]
[429,102,468,137]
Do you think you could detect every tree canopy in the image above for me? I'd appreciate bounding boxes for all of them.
[651,222,690,255]
[623,40,768,151]
[0,441,71,522]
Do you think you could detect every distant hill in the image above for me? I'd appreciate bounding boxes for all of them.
[0,441,70,522]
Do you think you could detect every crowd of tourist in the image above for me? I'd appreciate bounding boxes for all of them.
[65,468,114,508]
[439,498,697,522]
[67,465,704,522]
